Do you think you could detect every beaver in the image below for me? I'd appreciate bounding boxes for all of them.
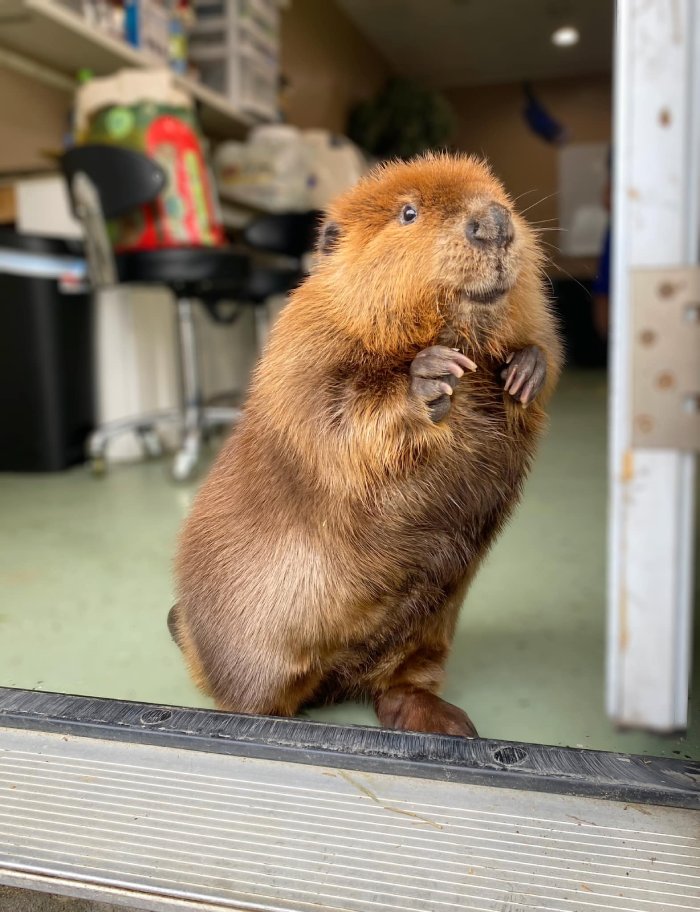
[171,153,562,737]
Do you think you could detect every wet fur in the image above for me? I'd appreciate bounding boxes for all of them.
[173,154,562,733]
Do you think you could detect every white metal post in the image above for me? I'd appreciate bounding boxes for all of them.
[607,0,699,731]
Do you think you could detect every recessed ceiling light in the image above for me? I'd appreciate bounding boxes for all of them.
[551,26,580,47]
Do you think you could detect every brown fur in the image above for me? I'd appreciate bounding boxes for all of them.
[173,154,562,735]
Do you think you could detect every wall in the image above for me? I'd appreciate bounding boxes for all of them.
[445,75,612,278]
[279,0,392,133]
[0,65,70,174]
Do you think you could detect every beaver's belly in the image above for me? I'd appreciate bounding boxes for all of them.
[330,428,532,678]
[368,391,535,590]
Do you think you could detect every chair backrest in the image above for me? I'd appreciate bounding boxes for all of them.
[62,145,167,220]
[60,145,168,289]
[243,211,322,259]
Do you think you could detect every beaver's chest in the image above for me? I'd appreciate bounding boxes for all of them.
[378,370,537,573]
[448,369,535,494]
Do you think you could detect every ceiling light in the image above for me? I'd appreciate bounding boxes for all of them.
[551,26,580,47]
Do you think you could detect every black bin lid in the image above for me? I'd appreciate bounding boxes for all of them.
[0,228,83,256]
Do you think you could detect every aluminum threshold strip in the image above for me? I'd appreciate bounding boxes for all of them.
[0,688,697,912]
[0,688,697,809]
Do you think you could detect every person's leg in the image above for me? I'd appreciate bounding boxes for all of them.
[592,293,609,341]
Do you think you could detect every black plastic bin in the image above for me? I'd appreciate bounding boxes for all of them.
[0,230,94,471]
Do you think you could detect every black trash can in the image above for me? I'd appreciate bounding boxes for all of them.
[0,230,95,471]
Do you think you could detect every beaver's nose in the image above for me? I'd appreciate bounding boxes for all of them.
[466,203,514,249]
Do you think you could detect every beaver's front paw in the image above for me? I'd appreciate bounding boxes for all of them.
[501,345,547,406]
[410,346,476,422]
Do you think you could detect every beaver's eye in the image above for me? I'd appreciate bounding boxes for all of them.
[400,204,418,225]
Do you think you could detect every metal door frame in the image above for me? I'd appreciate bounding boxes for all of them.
[607,0,699,731]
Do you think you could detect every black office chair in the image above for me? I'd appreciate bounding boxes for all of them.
[244,211,321,260]
[63,145,319,480]
[62,144,250,479]
[240,210,321,350]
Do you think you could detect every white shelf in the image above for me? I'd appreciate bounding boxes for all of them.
[188,15,227,34]
[0,0,258,138]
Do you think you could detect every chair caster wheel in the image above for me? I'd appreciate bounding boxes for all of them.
[138,426,164,459]
[172,447,198,482]
[90,456,107,477]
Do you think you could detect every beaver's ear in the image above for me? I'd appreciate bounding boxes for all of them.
[317,221,341,255]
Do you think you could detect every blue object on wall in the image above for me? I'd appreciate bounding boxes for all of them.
[124,0,140,48]
[523,83,568,145]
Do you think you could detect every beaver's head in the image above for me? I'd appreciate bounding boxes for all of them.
[315,154,540,351]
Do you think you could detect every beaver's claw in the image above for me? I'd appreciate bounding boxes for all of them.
[501,345,547,406]
[410,346,477,422]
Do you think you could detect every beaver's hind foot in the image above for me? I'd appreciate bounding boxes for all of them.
[375,685,478,738]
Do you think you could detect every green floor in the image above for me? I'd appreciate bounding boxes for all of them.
[0,370,697,759]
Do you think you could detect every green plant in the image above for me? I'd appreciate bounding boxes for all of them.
[348,78,455,160]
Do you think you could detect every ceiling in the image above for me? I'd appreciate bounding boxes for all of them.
[335,0,613,88]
